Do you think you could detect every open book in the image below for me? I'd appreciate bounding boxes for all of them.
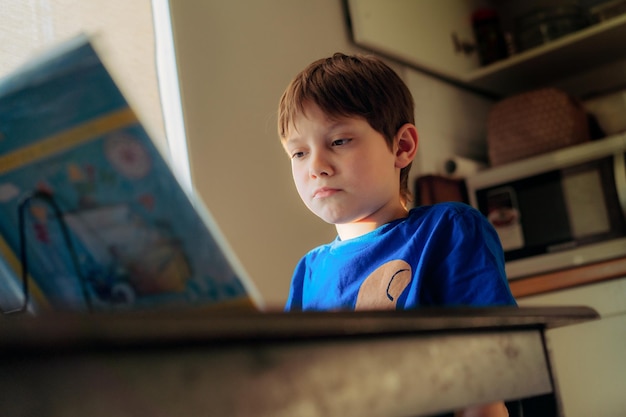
[0,35,263,314]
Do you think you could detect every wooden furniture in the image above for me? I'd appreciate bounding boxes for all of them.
[0,307,598,417]
[509,255,626,298]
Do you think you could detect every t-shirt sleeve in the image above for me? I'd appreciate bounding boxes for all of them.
[420,205,517,307]
[284,256,307,311]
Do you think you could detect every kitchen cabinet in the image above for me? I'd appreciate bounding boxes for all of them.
[346,0,626,97]
[346,0,485,83]
[517,275,626,416]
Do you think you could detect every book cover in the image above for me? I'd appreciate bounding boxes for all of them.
[0,251,27,314]
[0,35,263,313]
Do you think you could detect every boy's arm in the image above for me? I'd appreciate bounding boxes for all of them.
[455,401,509,417]
[427,209,512,417]
[425,205,517,306]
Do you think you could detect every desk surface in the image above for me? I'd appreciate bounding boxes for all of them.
[0,306,598,351]
[0,306,598,417]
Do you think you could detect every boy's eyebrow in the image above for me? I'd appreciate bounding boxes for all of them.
[283,134,302,146]
[282,136,305,153]
[284,119,356,145]
[327,120,350,131]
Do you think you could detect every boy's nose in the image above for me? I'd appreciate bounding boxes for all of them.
[309,151,333,178]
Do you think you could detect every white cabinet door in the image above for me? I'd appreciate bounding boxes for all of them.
[546,314,626,417]
[347,0,484,79]
[518,278,626,416]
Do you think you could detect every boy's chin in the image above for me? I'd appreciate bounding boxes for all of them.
[308,201,376,226]
[312,209,353,226]
[317,215,345,226]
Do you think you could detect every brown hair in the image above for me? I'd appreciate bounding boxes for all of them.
[278,52,415,204]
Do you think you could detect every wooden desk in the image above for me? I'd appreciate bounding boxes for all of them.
[0,307,598,417]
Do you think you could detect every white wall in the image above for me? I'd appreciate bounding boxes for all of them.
[0,1,165,153]
[167,1,492,308]
[407,70,493,175]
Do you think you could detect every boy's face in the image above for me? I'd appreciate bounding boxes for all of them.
[283,102,410,234]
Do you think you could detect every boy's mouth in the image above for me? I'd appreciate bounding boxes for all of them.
[313,187,340,199]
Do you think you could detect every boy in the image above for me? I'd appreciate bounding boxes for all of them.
[278,53,515,417]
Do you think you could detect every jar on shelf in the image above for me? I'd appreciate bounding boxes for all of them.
[515,5,591,52]
[471,8,509,66]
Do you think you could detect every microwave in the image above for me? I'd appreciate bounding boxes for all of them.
[466,133,626,279]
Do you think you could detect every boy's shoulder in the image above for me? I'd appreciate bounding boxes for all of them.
[407,201,491,238]
[409,201,481,221]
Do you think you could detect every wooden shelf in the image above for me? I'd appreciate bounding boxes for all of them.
[347,1,626,97]
[465,14,626,96]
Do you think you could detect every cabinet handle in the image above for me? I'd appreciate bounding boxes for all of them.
[451,32,476,55]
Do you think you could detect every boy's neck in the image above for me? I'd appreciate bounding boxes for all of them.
[335,207,409,240]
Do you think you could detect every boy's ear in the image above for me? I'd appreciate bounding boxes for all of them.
[394,123,418,169]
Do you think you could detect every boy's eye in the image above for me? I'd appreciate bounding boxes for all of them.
[331,138,351,146]
[291,151,305,159]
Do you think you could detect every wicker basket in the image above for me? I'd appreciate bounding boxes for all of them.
[487,88,590,166]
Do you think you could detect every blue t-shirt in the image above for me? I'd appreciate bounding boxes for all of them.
[285,202,517,311]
